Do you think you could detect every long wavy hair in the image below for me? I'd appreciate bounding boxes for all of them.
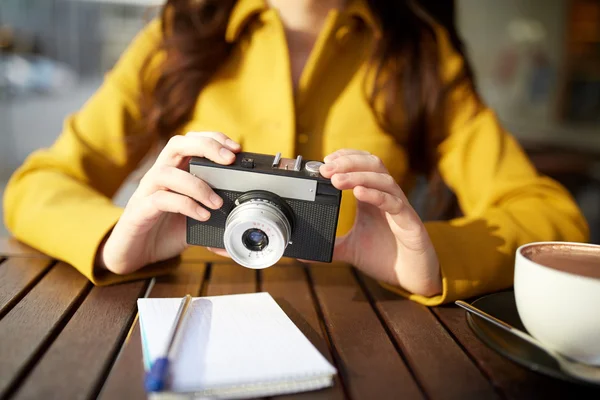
[140,0,478,219]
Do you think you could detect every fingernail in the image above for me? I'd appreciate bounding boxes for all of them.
[324,155,334,163]
[336,173,347,181]
[197,206,210,220]
[226,139,240,149]
[323,162,337,172]
[220,147,234,159]
[210,193,223,208]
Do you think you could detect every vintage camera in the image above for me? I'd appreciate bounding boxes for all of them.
[186,152,342,269]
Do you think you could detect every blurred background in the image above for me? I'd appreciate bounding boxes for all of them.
[1,0,599,241]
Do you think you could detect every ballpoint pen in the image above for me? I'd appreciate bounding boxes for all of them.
[145,294,193,392]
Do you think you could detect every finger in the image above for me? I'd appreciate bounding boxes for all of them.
[296,258,317,264]
[156,135,236,167]
[353,186,422,231]
[185,131,241,152]
[353,186,405,216]
[331,172,403,198]
[145,190,211,221]
[320,154,388,178]
[145,165,223,209]
[206,247,230,258]
[323,149,370,163]
[332,234,351,263]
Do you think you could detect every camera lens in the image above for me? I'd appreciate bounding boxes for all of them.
[223,192,293,269]
[242,229,269,251]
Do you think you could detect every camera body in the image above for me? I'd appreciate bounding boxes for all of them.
[186,151,342,269]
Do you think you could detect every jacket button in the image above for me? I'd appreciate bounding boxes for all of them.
[298,133,309,144]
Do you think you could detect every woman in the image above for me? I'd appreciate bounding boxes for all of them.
[3,0,588,305]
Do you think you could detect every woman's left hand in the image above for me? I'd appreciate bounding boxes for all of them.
[319,149,442,297]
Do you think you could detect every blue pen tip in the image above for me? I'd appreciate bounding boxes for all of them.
[145,378,164,393]
[145,357,169,392]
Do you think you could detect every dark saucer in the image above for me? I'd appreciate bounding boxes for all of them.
[466,291,600,386]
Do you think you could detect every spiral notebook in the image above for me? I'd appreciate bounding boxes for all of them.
[137,292,337,399]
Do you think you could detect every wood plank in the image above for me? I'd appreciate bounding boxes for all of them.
[98,320,146,400]
[0,237,50,258]
[0,257,54,318]
[358,274,499,400]
[261,264,346,400]
[206,263,256,296]
[150,261,207,298]
[181,246,234,263]
[13,280,148,400]
[181,246,297,265]
[309,265,424,400]
[434,305,600,399]
[99,262,208,400]
[0,262,91,398]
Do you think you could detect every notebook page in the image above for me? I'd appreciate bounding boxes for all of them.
[137,292,336,393]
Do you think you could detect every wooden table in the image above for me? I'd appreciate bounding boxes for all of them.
[1,237,599,400]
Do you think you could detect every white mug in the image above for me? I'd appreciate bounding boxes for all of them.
[514,241,600,366]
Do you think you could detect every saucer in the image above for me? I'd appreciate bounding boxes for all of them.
[466,291,600,385]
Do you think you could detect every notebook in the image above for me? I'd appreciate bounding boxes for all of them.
[137,292,337,399]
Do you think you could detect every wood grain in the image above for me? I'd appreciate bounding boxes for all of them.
[0,258,54,318]
[309,265,424,400]
[150,261,207,298]
[0,237,49,258]
[98,320,146,400]
[434,305,600,399]
[205,263,256,296]
[0,262,90,398]
[12,281,148,400]
[358,274,499,400]
[99,262,208,400]
[262,264,346,400]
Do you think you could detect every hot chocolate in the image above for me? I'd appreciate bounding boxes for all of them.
[522,243,600,279]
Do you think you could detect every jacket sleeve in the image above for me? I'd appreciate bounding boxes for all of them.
[383,27,589,306]
[3,20,178,285]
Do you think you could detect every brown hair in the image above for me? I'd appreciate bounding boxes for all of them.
[141,0,478,219]
[141,0,237,140]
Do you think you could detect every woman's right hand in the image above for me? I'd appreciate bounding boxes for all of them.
[97,131,241,275]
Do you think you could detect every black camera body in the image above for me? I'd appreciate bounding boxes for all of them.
[186,152,342,269]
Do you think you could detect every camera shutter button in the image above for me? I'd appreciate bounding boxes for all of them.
[241,157,255,168]
[305,161,323,175]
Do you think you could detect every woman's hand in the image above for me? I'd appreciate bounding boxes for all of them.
[319,149,442,297]
[98,131,241,275]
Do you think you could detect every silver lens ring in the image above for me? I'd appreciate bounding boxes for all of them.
[224,199,292,269]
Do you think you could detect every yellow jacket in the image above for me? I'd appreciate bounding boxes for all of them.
[3,0,588,305]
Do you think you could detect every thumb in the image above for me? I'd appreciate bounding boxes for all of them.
[206,247,230,258]
[332,234,352,263]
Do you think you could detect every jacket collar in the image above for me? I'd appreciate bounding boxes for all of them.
[225,0,380,43]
